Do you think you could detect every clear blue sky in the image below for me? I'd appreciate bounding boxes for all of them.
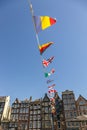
[0,0,87,103]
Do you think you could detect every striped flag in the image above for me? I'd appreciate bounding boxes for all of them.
[42,56,54,67]
[42,59,49,67]
[48,84,56,89]
[44,68,55,78]
[33,16,57,33]
[48,89,57,93]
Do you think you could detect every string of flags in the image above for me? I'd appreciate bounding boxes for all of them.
[28,0,57,114]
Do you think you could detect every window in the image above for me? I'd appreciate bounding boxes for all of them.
[68,122,71,126]
[58,122,60,128]
[20,108,26,113]
[25,108,29,113]
[30,111,33,114]
[45,121,51,128]
[45,102,48,106]
[74,112,77,117]
[70,112,73,117]
[25,115,28,120]
[86,121,87,125]
[0,108,3,113]
[38,110,41,114]
[29,122,32,128]
[30,116,32,120]
[25,124,28,130]
[45,114,49,120]
[38,104,41,109]
[33,105,37,109]
[79,101,86,105]
[37,121,41,128]
[33,110,37,114]
[30,105,33,109]
[33,121,37,128]
[72,122,74,126]
[45,107,48,113]
[76,122,79,126]
[37,115,41,120]
[82,121,85,126]
[33,115,37,120]
[65,113,68,118]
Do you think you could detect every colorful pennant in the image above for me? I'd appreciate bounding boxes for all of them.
[33,16,56,33]
[42,56,54,67]
[38,42,54,55]
[44,68,55,78]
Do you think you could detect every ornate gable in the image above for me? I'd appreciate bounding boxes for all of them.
[77,95,87,105]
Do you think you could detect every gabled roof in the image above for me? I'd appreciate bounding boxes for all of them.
[43,93,50,102]
[14,98,20,104]
[76,94,87,104]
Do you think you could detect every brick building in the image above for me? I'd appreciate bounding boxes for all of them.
[62,90,77,130]
[9,94,55,130]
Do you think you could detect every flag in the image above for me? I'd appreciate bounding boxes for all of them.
[50,68,55,74]
[44,72,51,78]
[33,16,57,33]
[42,59,49,67]
[50,97,55,102]
[44,68,55,78]
[47,79,54,84]
[48,84,56,89]
[38,42,54,55]
[47,56,54,63]
[42,56,54,67]
[48,89,57,93]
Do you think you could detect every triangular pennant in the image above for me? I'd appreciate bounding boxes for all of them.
[33,16,57,33]
[38,42,54,55]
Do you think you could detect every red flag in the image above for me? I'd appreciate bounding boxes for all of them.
[42,56,54,67]
[38,42,54,55]
[48,84,56,89]
[48,89,57,93]
[50,68,55,74]
[42,59,49,67]
[44,68,55,78]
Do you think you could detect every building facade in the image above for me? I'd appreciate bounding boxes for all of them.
[54,92,65,130]
[0,96,11,130]
[0,96,10,122]
[62,90,87,130]
[1,91,87,130]
[9,94,55,130]
[62,90,77,130]
[76,95,87,116]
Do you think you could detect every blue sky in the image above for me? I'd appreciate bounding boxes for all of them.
[0,0,87,103]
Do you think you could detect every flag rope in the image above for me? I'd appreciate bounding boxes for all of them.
[27,0,48,74]
[27,0,57,121]
[27,1,40,45]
